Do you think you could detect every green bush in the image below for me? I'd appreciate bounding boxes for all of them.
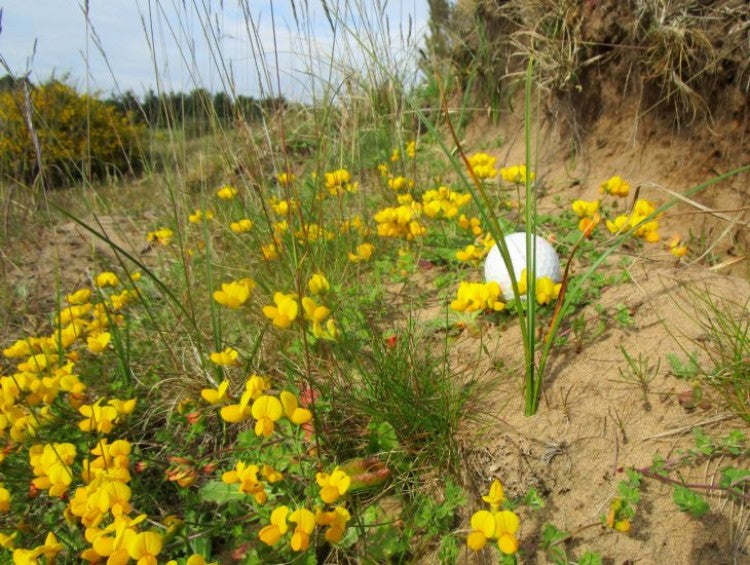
[0,78,144,187]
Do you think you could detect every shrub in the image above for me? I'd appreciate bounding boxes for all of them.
[0,78,144,187]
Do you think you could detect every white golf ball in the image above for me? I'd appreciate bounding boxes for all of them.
[484,232,561,299]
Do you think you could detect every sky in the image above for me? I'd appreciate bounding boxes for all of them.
[0,0,429,101]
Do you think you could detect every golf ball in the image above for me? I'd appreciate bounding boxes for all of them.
[484,232,561,299]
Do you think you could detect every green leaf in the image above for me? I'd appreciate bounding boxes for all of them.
[719,467,750,488]
[723,430,746,455]
[672,485,710,518]
[524,486,545,510]
[579,551,603,565]
[693,428,714,456]
[541,523,569,565]
[198,481,247,504]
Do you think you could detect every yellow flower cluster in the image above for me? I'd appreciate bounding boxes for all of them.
[571,199,600,218]
[500,165,534,184]
[605,199,661,242]
[467,152,497,179]
[259,467,351,551]
[276,171,296,186]
[324,168,358,196]
[210,347,239,366]
[422,186,472,219]
[189,209,214,224]
[600,175,629,197]
[262,274,339,340]
[348,242,375,263]
[296,223,335,243]
[230,218,253,234]
[30,443,76,497]
[666,234,688,258]
[0,81,143,186]
[387,175,414,192]
[606,497,632,532]
[146,227,174,246]
[467,479,520,555]
[456,233,495,263]
[459,214,483,236]
[205,373,311,437]
[78,398,136,434]
[11,533,63,564]
[216,185,238,200]
[518,269,562,306]
[450,282,505,313]
[270,196,297,216]
[213,278,255,309]
[373,201,426,240]
[1,275,137,442]
[222,461,283,504]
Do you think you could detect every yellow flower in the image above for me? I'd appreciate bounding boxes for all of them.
[280,391,312,425]
[571,199,600,218]
[189,209,214,223]
[578,213,600,238]
[3,338,33,358]
[316,467,350,504]
[467,510,495,551]
[0,485,10,512]
[67,288,92,305]
[30,443,76,497]
[324,168,356,195]
[288,508,316,551]
[450,281,504,313]
[0,531,16,549]
[262,292,299,328]
[348,242,375,262]
[390,148,400,162]
[270,198,293,216]
[600,175,629,197]
[216,185,238,200]
[262,464,283,483]
[467,152,497,179]
[213,278,255,308]
[405,140,416,158]
[500,165,533,184]
[387,176,414,192]
[87,332,111,354]
[606,215,629,234]
[302,296,330,323]
[210,347,239,366]
[482,479,504,510]
[308,273,330,295]
[666,234,688,258]
[146,227,174,246]
[495,510,520,555]
[277,172,296,186]
[126,531,163,564]
[261,242,280,261]
[251,395,283,437]
[230,218,253,233]
[201,380,230,405]
[316,505,351,543]
[78,401,119,434]
[222,462,267,502]
[95,271,120,288]
[259,506,289,545]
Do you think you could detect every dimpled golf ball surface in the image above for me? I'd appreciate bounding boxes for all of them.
[484,232,561,299]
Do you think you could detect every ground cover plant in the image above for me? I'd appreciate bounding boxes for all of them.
[1,1,749,563]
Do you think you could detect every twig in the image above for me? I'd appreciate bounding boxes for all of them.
[642,414,734,441]
[637,466,750,505]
